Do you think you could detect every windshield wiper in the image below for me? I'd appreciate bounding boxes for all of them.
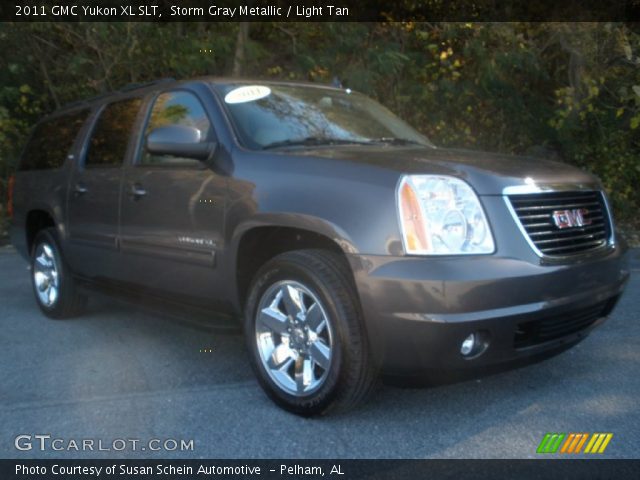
[368,137,425,146]
[262,136,369,150]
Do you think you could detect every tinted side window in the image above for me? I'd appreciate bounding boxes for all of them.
[141,91,211,166]
[20,109,90,171]
[86,98,142,167]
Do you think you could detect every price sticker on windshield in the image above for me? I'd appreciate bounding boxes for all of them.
[224,85,271,104]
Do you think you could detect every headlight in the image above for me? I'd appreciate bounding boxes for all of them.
[397,175,495,255]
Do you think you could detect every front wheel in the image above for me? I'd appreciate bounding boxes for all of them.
[244,249,376,415]
[31,228,86,319]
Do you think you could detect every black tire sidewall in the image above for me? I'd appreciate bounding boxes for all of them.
[245,254,353,415]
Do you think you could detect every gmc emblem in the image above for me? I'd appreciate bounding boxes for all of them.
[552,208,592,229]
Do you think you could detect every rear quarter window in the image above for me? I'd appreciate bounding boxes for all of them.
[19,109,90,171]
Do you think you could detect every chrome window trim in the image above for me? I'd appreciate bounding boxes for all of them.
[502,184,616,259]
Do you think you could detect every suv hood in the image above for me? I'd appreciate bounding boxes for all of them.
[289,145,600,195]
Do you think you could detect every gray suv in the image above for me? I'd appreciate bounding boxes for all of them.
[8,78,629,415]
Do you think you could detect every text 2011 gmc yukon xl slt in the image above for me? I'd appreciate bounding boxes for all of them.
[8,78,629,415]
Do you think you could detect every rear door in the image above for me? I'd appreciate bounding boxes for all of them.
[11,108,91,260]
[117,89,226,301]
[66,97,144,278]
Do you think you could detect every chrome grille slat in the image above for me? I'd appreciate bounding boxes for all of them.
[513,201,602,212]
[507,191,612,257]
[518,213,555,220]
[535,235,605,246]
[520,209,603,217]
[519,212,603,220]
[512,194,604,203]
[539,239,607,254]
[528,224,605,237]
[522,219,605,231]
[518,211,604,221]
[521,222,553,228]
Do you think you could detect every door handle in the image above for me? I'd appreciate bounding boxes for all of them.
[73,184,88,196]
[129,183,147,200]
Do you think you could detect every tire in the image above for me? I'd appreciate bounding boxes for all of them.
[244,249,376,416]
[30,228,87,319]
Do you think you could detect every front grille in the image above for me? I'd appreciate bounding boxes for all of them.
[514,297,617,349]
[508,191,612,256]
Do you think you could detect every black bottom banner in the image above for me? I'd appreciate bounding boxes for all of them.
[3,459,640,480]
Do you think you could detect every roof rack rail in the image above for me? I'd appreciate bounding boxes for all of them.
[60,92,112,111]
[118,77,176,93]
[59,77,176,111]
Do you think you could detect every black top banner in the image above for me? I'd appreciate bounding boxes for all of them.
[2,0,640,22]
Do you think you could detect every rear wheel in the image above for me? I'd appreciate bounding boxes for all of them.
[244,249,376,415]
[31,228,86,319]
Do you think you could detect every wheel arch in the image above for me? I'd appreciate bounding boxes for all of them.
[25,207,59,255]
[230,214,359,313]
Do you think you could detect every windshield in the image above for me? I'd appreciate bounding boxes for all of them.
[212,83,434,150]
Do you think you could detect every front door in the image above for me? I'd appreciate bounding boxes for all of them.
[118,89,226,302]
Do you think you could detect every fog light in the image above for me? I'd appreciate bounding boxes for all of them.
[460,334,476,356]
[460,331,489,358]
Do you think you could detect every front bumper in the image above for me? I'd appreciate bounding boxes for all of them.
[348,245,629,377]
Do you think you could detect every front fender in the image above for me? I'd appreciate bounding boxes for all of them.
[225,152,404,257]
[228,212,358,256]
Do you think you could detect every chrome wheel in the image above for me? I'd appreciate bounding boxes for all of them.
[255,280,334,396]
[33,243,60,307]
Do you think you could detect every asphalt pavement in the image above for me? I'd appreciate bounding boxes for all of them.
[1,245,638,459]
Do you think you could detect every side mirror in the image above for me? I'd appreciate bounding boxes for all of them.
[146,125,216,160]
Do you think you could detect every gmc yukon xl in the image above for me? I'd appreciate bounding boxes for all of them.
[8,78,629,415]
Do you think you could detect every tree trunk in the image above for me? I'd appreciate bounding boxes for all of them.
[30,38,60,109]
[232,22,250,77]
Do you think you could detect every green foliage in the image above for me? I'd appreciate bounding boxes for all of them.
[0,21,638,228]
